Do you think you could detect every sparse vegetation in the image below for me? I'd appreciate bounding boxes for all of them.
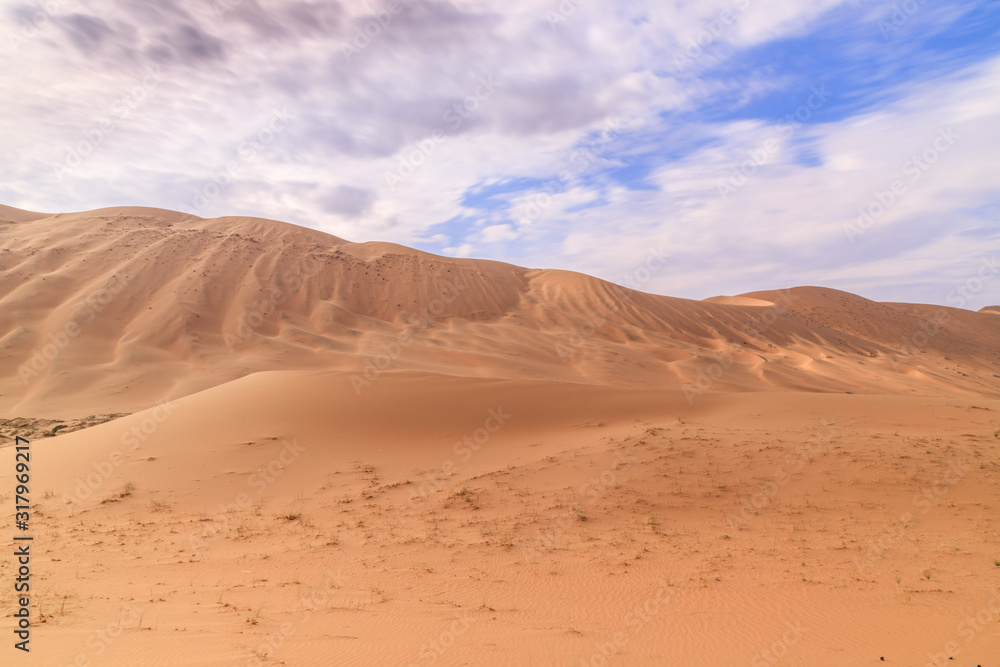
[0,414,128,443]
[446,487,480,510]
[101,481,135,504]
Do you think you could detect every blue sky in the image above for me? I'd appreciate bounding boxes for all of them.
[2,0,998,309]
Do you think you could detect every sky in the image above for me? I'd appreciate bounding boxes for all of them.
[2,0,999,309]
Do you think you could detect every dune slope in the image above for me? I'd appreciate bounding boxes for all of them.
[2,205,1000,666]
[2,206,998,418]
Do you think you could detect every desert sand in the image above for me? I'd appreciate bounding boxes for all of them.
[1,206,999,666]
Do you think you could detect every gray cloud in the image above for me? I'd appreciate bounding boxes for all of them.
[164,24,227,64]
[317,185,377,219]
[57,13,115,53]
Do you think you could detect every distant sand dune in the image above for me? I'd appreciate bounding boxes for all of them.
[2,206,998,418]
[702,295,774,307]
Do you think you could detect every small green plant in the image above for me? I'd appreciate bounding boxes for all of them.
[993,558,1000,567]
[923,569,932,580]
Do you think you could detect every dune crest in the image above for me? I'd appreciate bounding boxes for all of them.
[2,207,999,417]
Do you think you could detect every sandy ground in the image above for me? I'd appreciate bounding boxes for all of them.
[1,206,999,666]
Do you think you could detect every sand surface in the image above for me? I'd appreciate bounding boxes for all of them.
[1,206,999,665]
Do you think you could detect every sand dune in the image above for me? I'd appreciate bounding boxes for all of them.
[4,373,1000,665]
[3,206,998,418]
[702,295,775,307]
[2,206,999,666]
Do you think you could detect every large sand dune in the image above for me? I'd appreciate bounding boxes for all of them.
[1,206,999,665]
[3,206,998,417]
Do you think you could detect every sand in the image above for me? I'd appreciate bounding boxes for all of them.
[1,206,999,665]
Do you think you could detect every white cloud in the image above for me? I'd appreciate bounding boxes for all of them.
[1,0,995,308]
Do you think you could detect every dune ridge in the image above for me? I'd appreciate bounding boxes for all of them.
[2,206,998,418]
